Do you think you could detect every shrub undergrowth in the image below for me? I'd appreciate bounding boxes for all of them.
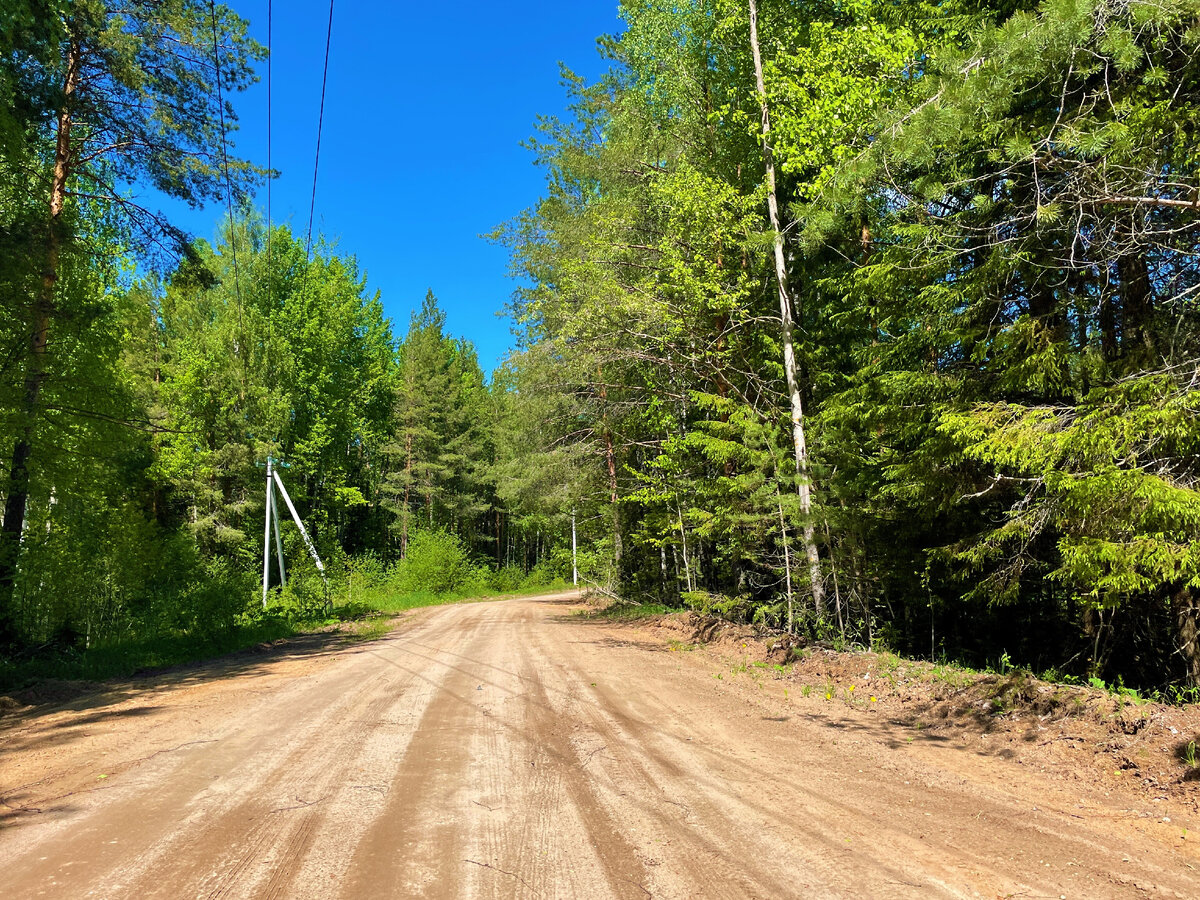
[0,528,570,694]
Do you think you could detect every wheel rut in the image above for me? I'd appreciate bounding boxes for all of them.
[1,592,1197,900]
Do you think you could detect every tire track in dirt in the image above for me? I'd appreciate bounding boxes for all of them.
[2,611,456,899]
[524,605,1198,899]
[337,602,649,898]
[2,593,1198,900]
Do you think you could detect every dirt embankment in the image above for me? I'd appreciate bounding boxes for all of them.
[642,610,1200,806]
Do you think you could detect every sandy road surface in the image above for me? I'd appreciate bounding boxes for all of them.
[1,592,1197,899]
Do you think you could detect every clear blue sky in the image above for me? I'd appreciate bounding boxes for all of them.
[163,1,622,372]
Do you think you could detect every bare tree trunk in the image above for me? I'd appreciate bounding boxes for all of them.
[1119,251,1154,354]
[597,368,623,573]
[0,39,81,636]
[777,493,794,633]
[1174,585,1200,687]
[677,498,693,593]
[747,0,824,617]
[603,429,622,568]
[400,431,412,558]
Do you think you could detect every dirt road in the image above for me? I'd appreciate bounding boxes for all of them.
[1,593,1196,898]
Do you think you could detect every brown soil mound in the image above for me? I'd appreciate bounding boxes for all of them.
[643,611,1200,805]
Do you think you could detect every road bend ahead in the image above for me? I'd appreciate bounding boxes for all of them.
[1,593,1195,899]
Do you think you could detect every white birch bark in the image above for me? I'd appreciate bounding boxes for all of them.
[748,0,825,616]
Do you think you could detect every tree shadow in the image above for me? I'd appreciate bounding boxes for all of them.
[0,627,368,731]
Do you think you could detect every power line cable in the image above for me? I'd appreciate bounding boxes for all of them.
[267,0,272,295]
[305,0,335,265]
[266,0,273,360]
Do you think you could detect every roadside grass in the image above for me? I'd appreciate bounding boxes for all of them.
[338,617,396,644]
[0,581,573,696]
[0,618,299,692]
[354,581,571,617]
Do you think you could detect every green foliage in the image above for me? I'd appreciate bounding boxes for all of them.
[7,0,1200,702]
[390,530,487,596]
[494,0,1200,695]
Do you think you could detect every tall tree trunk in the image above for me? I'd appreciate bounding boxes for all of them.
[1118,251,1154,354]
[1099,295,1118,362]
[603,428,622,569]
[1174,585,1200,687]
[400,431,412,557]
[777,492,794,633]
[597,366,623,572]
[0,39,81,637]
[677,497,693,593]
[747,0,824,617]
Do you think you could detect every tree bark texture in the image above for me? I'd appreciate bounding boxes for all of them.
[747,0,825,617]
[1174,585,1200,687]
[0,39,81,635]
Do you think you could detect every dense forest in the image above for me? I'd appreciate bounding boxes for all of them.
[4,0,1200,695]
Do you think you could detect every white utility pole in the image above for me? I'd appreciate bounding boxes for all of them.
[271,477,286,589]
[571,507,578,587]
[260,456,327,608]
[261,457,274,608]
[272,468,327,583]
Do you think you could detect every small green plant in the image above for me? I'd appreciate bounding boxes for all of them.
[878,652,901,675]
[1171,685,1200,706]
[341,617,393,644]
[929,663,971,688]
[1184,741,1198,769]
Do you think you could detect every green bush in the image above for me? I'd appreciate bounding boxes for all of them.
[273,568,331,621]
[488,565,527,593]
[682,591,754,623]
[174,557,256,637]
[392,530,487,596]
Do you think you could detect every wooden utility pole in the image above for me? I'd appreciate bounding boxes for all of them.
[747,0,825,617]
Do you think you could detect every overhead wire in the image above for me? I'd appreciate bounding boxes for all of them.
[266,0,273,373]
[267,0,272,301]
[305,0,336,265]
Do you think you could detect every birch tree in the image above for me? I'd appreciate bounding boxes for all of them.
[746,0,825,617]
